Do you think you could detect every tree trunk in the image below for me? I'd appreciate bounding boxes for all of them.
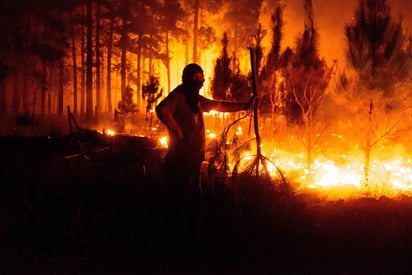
[136,33,142,111]
[165,31,171,93]
[0,76,6,109]
[106,17,113,113]
[85,0,94,122]
[95,0,101,120]
[58,59,64,117]
[12,71,20,117]
[70,13,78,116]
[185,38,189,65]
[192,0,199,63]
[80,3,86,116]
[120,19,127,99]
[41,61,46,116]
[304,114,312,172]
[47,67,51,115]
[22,70,28,113]
[364,99,373,190]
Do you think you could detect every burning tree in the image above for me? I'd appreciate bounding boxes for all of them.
[259,4,285,139]
[208,32,251,179]
[280,0,333,171]
[212,32,232,101]
[344,0,412,190]
[212,32,250,103]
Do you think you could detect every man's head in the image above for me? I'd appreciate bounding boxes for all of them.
[182,63,204,91]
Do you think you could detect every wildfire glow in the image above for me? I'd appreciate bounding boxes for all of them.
[159,136,168,148]
[262,150,412,198]
[106,129,116,136]
[95,114,412,200]
[208,132,217,139]
[209,124,412,199]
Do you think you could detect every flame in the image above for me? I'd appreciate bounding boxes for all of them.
[92,115,412,200]
[201,120,412,199]
[251,147,412,199]
[159,136,168,148]
[106,129,116,136]
[207,130,217,139]
[89,101,412,201]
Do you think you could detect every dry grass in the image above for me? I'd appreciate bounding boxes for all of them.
[1,134,412,273]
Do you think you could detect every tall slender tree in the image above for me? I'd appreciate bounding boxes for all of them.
[158,0,186,93]
[212,33,231,101]
[70,12,79,116]
[224,0,264,56]
[281,0,333,170]
[95,0,102,120]
[85,0,94,122]
[260,4,284,137]
[345,0,412,188]
[345,0,412,96]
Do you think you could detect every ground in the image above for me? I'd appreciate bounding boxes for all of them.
[1,133,412,274]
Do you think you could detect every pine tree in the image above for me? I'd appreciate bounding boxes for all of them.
[280,0,333,169]
[260,4,284,117]
[345,0,412,95]
[212,33,231,101]
[344,0,412,190]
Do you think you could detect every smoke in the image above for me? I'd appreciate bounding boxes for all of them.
[258,0,412,67]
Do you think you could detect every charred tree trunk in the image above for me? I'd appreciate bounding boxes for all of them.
[70,13,78,116]
[249,47,262,179]
[136,33,142,111]
[41,60,46,117]
[47,67,51,115]
[58,58,64,117]
[192,0,199,63]
[80,2,86,116]
[364,99,373,190]
[106,18,113,113]
[120,19,127,99]
[165,31,171,93]
[11,59,20,117]
[85,0,94,123]
[0,79,6,126]
[95,0,101,120]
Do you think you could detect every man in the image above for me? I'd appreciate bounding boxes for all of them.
[156,63,253,189]
[155,63,254,249]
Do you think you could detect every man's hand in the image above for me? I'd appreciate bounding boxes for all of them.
[244,95,259,110]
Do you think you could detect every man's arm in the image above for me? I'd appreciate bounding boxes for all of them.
[201,95,257,113]
[156,101,183,139]
[214,101,247,112]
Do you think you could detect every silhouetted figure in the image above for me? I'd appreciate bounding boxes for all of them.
[155,63,254,250]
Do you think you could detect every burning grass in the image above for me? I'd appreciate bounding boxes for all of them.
[1,133,412,273]
[202,113,412,200]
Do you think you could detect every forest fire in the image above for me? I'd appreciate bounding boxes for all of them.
[224,143,412,199]
[105,117,401,200]
[4,1,412,273]
[105,128,116,136]
[198,113,412,199]
[96,97,412,201]
[1,0,411,203]
[93,106,412,200]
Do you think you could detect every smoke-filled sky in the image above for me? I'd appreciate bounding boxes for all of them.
[166,0,412,94]
[269,0,412,66]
